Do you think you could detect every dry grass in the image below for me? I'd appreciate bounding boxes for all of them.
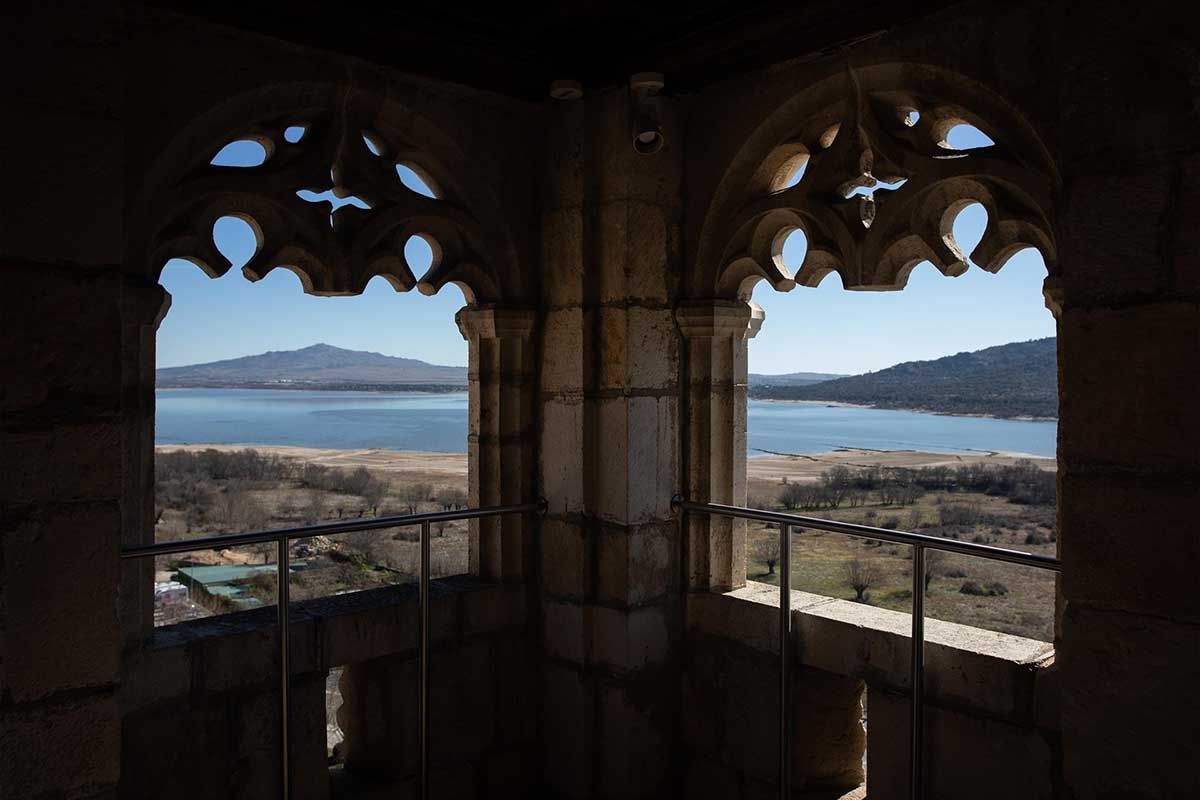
[153,446,470,612]
[156,445,1058,640]
[744,489,1057,642]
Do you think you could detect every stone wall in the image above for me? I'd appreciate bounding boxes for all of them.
[5,1,1200,798]
[120,578,537,799]
[0,5,126,797]
[686,583,1060,799]
[1054,3,1200,797]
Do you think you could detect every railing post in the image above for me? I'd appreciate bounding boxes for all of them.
[420,520,431,800]
[780,524,792,800]
[277,534,291,800]
[910,545,925,800]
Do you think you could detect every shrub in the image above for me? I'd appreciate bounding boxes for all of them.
[960,580,1009,597]
[940,503,983,527]
[435,487,468,511]
[752,536,781,575]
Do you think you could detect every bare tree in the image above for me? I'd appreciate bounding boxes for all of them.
[362,479,388,516]
[778,482,807,510]
[747,495,773,511]
[435,487,468,511]
[753,535,781,575]
[843,557,876,602]
[399,482,434,514]
[303,493,327,525]
[922,550,945,595]
[217,487,268,533]
[344,529,388,566]
[821,466,852,508]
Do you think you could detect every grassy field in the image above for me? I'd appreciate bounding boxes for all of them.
[745,463,1057,642]
[153,445,1058,641]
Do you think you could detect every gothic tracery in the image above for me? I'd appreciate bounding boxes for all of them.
[713,70,1058,299]
[144,91,507,303]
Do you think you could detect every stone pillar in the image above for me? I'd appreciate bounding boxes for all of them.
[0,5,124,794]
[538,86,684,799]
[120,279,171,646]
[676,300,763,592]
[1056,6,1200,796]
[457,307,538,583]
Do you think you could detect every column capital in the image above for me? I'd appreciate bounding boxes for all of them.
[1042,277,1064,321]
[123,278,172,329]
[675,299,762,340]
[456,306,538,341]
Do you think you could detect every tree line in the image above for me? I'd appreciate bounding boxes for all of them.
[762,460,1055,513]
[155,448,468,538]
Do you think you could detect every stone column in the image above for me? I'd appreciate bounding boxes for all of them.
[676,300,764,592]
[119,279,171,645]
[456,306,538,583]
[537,86,684,799]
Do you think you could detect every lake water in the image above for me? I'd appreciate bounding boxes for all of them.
[156,388,1058,458]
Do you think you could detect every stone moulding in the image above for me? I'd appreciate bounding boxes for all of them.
[688,581,1057,722]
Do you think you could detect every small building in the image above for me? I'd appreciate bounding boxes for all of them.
[172,561,310,611]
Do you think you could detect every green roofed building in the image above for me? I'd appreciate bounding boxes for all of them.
[174,561,309,610]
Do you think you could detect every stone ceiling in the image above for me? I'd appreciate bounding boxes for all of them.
[145,0,958,99]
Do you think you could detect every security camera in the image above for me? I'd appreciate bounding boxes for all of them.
[630,73,665,154]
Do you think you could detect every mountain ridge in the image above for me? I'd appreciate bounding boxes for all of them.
[749,338,1058,419]
[748,370,846,387]
[157,343,468,387]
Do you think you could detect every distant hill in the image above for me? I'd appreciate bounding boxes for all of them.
[157,344,468,388]
[749,371,846,387]
[750,338,1058,419]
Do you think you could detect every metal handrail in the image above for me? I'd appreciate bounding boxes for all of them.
[122,500,544,800]
[672,497,1061,800]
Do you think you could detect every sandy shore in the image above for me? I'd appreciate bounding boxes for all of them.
[752,397,1058,422]
[156,443,468,477]
[745,447,1054,485]
[156,443,1052,483]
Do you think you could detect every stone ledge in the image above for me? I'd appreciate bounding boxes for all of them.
[688,581,1056,725]
[122,576,529,711]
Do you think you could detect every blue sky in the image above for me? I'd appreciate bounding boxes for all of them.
[158,228,466,367]
[158,126,1054,374]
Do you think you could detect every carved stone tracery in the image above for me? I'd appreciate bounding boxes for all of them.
[147,93,505,303]
[714,71,1058,299]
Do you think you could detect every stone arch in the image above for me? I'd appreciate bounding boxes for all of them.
[678,63,1062,593]
[692,63,1059,304]
[120,81,539,634]
[128,82,523,305]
